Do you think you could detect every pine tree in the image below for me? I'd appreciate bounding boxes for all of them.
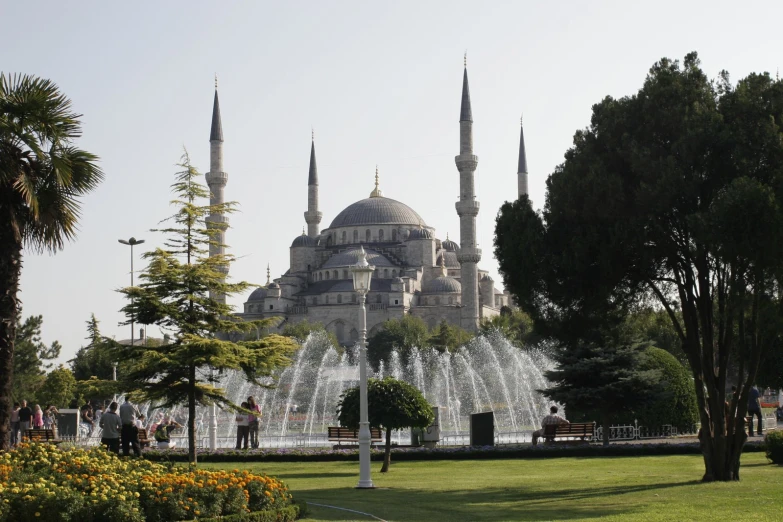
[116,151,298,464]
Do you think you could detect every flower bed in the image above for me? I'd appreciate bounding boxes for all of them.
[0,443,299,522]
[141,439,767,463]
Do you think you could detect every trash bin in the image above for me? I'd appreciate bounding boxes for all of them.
[470,411,494,446]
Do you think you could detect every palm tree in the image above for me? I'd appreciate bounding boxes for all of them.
[0,73,103,449]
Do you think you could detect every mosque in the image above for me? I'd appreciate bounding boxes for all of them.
[205,64,529,345]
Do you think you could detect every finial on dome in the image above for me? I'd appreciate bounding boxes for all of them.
[464,51,467,68]
[369,165,384,197]
[520,113,523,126]
[215,73,218,89]
[266,263,271,285]
[302,226,306,235]
[446,232,450,241]
[311,127,314,141]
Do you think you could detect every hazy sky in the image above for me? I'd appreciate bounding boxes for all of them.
[3,1,782,363]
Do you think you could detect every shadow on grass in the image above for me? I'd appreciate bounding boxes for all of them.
[281,472,358,479]
[298,480,694,521]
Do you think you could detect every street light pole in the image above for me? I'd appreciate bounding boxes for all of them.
[351,246,375,489]
[209,367,218,451]
[118,237,145,348]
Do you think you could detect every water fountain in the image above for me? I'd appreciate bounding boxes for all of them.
[137,330,554,448]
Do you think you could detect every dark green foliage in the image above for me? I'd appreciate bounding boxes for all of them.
[754,340,783,390]
[12,314,61,403]
[36,366,77,408]
[281,319,339,349]
[480,309,538,347]
[367,316,429,370]
[429,320,473,352]
[542,341,662,446]
[494,53,783,481]
[70,314,119,381]
[115,151,298,465]
[764,431,783,464]
[622,308,686,367]
[337,377,434,472]
[631,348,698,431]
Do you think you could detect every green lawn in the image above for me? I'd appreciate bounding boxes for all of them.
[203,453,781,521]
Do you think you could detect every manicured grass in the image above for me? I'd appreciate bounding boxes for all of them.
[203,453,782,521]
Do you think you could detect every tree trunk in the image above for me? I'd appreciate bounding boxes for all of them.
[602,411,610,447]
[188,363,197,465]
[0,221,22,451]
[381,427,391,472]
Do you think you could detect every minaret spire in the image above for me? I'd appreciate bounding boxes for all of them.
[455,60,481,331]
[206,79,229,304]
[517,114,529,198]
[266,264,271,285]
[304,132,322,238]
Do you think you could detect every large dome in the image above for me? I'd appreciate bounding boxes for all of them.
[329,197,427,228]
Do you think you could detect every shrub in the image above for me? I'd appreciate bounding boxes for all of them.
[0,443,297,522]
[765,430,783,464]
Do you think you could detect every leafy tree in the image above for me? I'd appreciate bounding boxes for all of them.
[622,308,686,367]
[496,53,783,480]
[480,309,537,347]
[429,320,473,352]
[367,315,429,370]
[337,377,434,472]
[281,319,339,348]
[12,314,61,403]
[36,366,77,408]
[70,315,118,381]
[542,341,661,446]
[0,73,103,449]
[754,340,783,391]
[115,151,298,465]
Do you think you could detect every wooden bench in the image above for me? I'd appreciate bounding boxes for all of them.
[137,428,151,448]
[24,428,60,444]
[327,426,383,446]
[543,422,595,444]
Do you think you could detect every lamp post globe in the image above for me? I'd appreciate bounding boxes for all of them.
[351,246,375,489]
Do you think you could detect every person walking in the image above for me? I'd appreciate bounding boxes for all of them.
[18,401,33,441]
[10,403,20,446]
[119,397,142,457]
[247,396,262,449]
[747,385,764,436]
[99,402,122,454]
[235,402,250,450]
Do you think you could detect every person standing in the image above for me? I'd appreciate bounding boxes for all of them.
[18,401,33,441]
[247,396,261,449]
[99,402,122,454]
[32,405,44,428]
[10,403,20,446]
[747,385,764,436]
[119,397,142,457]
[235,402,250,450]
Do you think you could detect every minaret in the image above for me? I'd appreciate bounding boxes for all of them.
[455,58,481,331]
[304,131,322,238]
[517,115,528,198]
[206,76,229,304]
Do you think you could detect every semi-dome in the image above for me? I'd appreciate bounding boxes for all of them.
[442,237,460,252]
[321,248,395,269]
[247,287,268,302]
[329,197,427,228]
[423,276,462,294]
[291,233,317,248]
[408,228,433,240]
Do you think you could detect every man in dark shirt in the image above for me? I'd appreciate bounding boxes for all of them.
[747,386,763,436]
[18,400,33,441]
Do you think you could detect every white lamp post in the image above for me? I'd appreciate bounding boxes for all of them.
[351,246,375,489]
[209,368,218,451]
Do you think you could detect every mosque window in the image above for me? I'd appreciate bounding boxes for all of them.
[326,295,330,304]
[336,322,345,341]
[366,229,371,242]
[326,236,333,247]
[341,231,346,243]
[394,299,399,305]
[343,269,349,279]
[376,294,382,304]
[384,269,389,278]
[325,271,330,280]
[392,229,397,241]
[352,293,356,303]
[269,304,274,310]
[448,296,453,304]
[353,230,358,243]
[318,272,323,281]
[379,229,384,241]
[333,270,338,279]
[423,297,428,305]
[337,294,342,303]
[434,297,440,305]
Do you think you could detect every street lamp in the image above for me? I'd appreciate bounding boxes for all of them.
[118,237,145,349]
[351,246,375,489]
[209,367,218,451]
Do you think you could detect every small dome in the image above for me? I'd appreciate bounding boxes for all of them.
[442,238,460,252]
[392,277,404,283]
[247,287,268,302]
[480,274,494,282]
[321,248,395,269]
[268,282,280,289]
[437,251,460,268]
[291,234,317,248]
[423,276,462,294]
[408,228,433,240]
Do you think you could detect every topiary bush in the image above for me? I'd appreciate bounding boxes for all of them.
[632,347,699,431]
[765,430,783,464]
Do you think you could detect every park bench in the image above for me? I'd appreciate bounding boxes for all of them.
[137,428,151,448]
[24,428,60,444]
[327,426,383,447]
[543,422,595,444]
